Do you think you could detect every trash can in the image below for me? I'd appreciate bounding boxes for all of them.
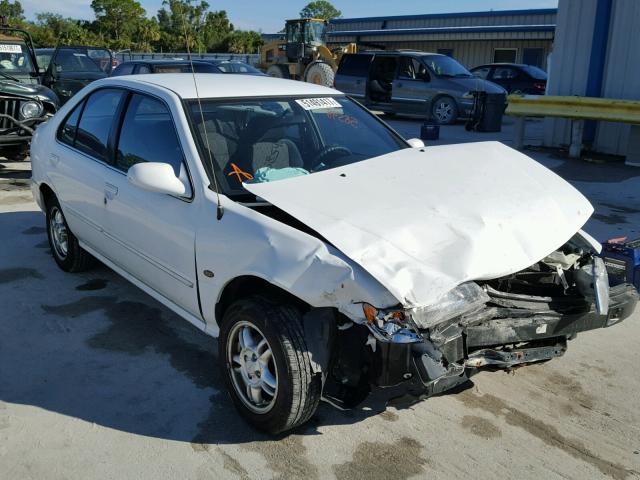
[477,93,506,132]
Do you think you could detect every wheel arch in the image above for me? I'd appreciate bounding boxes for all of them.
[39,182,56,208]
[215,275,311,325]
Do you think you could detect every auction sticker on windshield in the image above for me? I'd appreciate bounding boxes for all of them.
[295,97,342,110]
[0,44,22,53]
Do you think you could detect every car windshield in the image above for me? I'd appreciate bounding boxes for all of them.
[214,61,262,74]
[53,48,103,73]
[423,55,472,78]
[305,21,326,45]
[522,65,547,80]
[0,42,35,74]
[187,96,407,196]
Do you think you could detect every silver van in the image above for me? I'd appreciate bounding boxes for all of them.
[335,51,506,124]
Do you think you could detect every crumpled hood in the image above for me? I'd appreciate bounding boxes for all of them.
[243,142,593,307]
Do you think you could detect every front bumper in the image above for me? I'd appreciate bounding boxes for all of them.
[373,283,638,394]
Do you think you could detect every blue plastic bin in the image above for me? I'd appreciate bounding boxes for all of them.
[601,238,640,291]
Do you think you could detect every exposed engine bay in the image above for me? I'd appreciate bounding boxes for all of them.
[315,237,638,409]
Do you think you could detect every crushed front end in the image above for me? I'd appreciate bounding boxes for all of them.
[322,237,638,407]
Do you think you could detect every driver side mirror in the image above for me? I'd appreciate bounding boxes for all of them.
[127,162,186,196]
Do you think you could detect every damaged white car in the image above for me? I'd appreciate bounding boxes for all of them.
[30,74,638,434]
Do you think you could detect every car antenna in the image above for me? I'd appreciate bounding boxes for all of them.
[180,10,224,220]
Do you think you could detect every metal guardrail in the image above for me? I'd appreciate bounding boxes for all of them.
[506,95,640,124]
[115,52,261,66]
[505,95,640,159]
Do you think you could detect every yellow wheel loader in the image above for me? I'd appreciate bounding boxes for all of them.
[259,18,356,87]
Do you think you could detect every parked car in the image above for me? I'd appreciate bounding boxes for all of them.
[0,27,58,158]
[111,59,223,76]
[335,51,506,124]
[37,46,113,105]
[206,59,265,75]
[30,74,638,434]
[470,63,547,94]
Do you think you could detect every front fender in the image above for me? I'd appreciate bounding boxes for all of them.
[195,192,398,330]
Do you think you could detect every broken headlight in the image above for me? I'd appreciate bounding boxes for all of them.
[410,282,489,330]
[362,303,422,343]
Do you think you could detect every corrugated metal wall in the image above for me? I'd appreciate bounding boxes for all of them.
[327,11,556,32]
[357,39,551,69]
[543,0,640,156]
[543,0,598,149]
[595,0,640,155]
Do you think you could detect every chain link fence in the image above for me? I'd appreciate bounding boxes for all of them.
[115,52,260,66]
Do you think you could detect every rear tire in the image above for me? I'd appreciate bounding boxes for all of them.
[219,296,321,434]
[304,62,335,87]
[266,64,290,79]
[46,195,94,272]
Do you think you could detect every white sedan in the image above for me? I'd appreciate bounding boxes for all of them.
[30,74,637,433]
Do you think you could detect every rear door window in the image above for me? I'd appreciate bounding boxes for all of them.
[338,54,373,77]
[472,66,491,79]
[74,89,125,161]
[113,63,134,76]
[136,64,152,74]
[492,66,519,80]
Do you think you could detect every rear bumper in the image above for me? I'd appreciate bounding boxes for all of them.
[374,283,638,394]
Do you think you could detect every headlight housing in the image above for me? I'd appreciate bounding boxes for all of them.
[20,101,44,119]
[410,282,489,329]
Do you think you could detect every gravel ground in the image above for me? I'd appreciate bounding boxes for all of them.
[1,120,639,479]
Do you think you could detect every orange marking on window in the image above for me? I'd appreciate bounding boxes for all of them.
[227,163,253,182]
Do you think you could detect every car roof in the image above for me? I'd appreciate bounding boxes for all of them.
[356,50,442,57]
[473,63,527,68]
[119,59,212,66]
[96,73,339,100]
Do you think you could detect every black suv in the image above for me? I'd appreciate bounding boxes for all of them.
[36,46,113,105]
[0,23,58,157]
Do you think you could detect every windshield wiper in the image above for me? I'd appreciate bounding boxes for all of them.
[0,70,20,82]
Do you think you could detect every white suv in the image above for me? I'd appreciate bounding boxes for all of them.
[30,74,638,433]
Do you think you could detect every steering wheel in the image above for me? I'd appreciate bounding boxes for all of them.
[311,145,352,171]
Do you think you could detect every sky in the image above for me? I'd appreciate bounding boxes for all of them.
[20,0,558,33]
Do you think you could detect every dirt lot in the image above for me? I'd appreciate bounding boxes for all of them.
[1,121,640,479]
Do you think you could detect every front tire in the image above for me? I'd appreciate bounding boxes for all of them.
[46,195,94,272]
[431,96,458,125]
[304,62,335,87]
[219,296,321,434]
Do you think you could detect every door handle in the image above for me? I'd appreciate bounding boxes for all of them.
[104,183,118,202]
